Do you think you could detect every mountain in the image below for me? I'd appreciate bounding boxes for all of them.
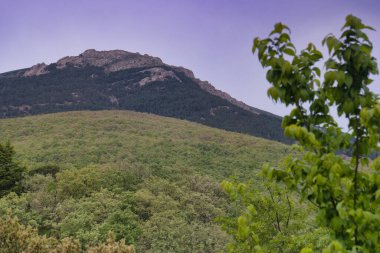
[0,49,288,143]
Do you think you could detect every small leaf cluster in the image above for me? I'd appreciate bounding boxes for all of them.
[220,180,262,253]
[219,179,328,252]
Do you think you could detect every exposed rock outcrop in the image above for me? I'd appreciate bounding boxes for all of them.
[138,67,182,86]
[23,63,48,77]
[56,49,163,72]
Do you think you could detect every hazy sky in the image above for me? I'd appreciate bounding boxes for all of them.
[1,0,380,120]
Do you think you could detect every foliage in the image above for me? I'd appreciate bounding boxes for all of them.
[0,142,25,197]
[138,210,228,253]
[134,177,230,252]
[219,179,329,252]
[0,110,292,251]
[0,215,134,253]
[87,232,135,253]
[251,15,380,252]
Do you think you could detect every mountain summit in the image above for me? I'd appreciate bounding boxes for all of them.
[0,49,287,143]
[23,49,163,76]
[20,49,273,115]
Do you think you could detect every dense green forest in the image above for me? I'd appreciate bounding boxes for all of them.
[0,111,323,252]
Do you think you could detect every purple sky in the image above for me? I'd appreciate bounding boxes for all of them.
[1,0,380,122]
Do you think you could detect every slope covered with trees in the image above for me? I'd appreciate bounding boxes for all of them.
[0,110,321,252]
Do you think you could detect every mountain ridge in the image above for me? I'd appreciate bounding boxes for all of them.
[0,49,287,143]
[13,49,279,118]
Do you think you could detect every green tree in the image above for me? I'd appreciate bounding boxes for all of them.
[0,142,25,197]
[249,15,379,252]
[221,15,379,252]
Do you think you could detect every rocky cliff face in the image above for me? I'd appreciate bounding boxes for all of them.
[22,49,273,117]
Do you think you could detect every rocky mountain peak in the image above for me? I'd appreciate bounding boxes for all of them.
[56,49,164,72]
[23,49,164,77]
[1,49,286,143]
[19,49,272,117]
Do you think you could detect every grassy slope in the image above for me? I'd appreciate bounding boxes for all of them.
[0,110,289,180]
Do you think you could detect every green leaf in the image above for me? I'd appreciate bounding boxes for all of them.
[258,45,266,59]
[325,59,338,70]
[343,49,351,61]
[287,42,296,49]
[324,71,336,85]
[343,100,354,114]
[271,22,290,35]
[282,61,292,74]
[313,67,321,77]
[324,36,336,54]
[310,49,323,61]
[279,33,291,43]
[360,44,372,55]
[337,71,345,85]
[300,90,310,102]
[267,87,279,101]
[345,74,353,87]
[283,48,295,56]
[252,37,260,54]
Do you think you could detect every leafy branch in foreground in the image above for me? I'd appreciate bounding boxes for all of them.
[222,14,379,253]
[253,14,380,252]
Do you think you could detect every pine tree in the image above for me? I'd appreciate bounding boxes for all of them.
[0,142,25,197]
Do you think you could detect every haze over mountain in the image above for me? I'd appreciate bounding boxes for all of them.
[0,49,288,143]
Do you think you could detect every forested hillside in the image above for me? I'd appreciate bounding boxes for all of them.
[0,111,322,252]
